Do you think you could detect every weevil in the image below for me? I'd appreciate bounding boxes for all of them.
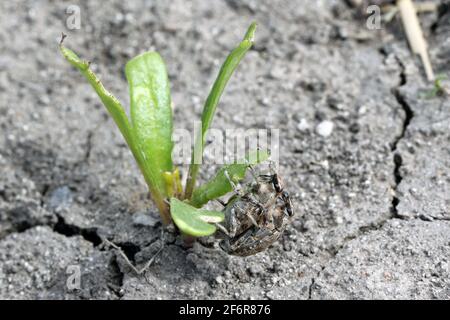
[218,172,294,256]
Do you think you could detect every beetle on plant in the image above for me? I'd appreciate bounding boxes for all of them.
[60,22,292,257]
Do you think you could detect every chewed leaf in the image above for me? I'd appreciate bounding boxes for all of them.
[60,42,171,224]
[59,44,133,148]
[190,149,269,207]
[170,198,224,237]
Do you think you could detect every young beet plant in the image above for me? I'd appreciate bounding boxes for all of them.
[60,22,268,238]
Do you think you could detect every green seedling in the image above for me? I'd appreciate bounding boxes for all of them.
[60,22,269,238]
[422,74,448,99]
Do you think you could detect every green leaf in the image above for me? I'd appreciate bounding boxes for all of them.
[170,198,225,237]
[184,22,257,199]
[190,149,269,208]
[125,52,174,197]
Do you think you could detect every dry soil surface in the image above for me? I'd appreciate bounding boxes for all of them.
[0,0,449,299]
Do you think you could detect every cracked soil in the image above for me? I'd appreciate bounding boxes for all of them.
[0,0,449,299]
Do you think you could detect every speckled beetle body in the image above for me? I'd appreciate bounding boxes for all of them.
[219,173,294,256]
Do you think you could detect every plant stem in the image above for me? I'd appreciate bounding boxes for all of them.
[182,234,196,248]
[141,170,171,225]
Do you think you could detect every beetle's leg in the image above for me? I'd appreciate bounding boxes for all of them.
[248,164,259,181]
[241,195,264,228]
[256,193,280,225]
[246,210,259,228]
[224,169,245,196]
[215,199,226,207]
[214,223,230,237]
[268,160,278,175]
[224,207,238,238]
[261,190,282,216]
[258,174,272,183]
[258,168,282,193]
[264,203,275,226]
[271,174,282,193]
[224,169,238,189]
[281,191,294,217]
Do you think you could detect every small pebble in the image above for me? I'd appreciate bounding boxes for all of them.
[38,95,50,105]
[48,186,72,209]
[297,119,310,132]
[248,265,263,276]
[132,212,158,227]
[316,120,334,137]
[215,276,223,284]
[269,65,285,79]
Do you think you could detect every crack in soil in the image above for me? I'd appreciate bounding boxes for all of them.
[308,277,315,299]
[308,49,416,299]
[307,264,327,300]
[328,219,398,258]
[391,57,414,218]
[51,215,154,266]
[50,215,154,298]
[53,215,102,246]
[322,53,413,257]
[108,255,125,298]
